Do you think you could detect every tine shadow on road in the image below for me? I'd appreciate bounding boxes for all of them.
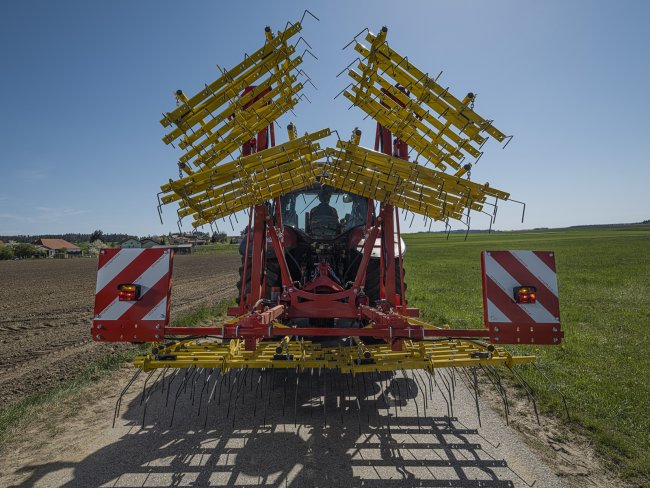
[11,369,529,488]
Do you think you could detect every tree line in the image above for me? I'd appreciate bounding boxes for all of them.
[0,231,136,244]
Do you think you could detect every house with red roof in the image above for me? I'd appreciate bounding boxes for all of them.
[33,238,82,258]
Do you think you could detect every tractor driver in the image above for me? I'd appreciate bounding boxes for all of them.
[310,187,339,222]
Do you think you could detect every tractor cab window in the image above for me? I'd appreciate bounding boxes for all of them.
[280,187,368,236]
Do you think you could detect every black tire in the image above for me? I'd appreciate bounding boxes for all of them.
[364,258,407,305]
[345,250,406,306]
[236,256,281,306]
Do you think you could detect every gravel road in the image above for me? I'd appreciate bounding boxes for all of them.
[1,366,567,487]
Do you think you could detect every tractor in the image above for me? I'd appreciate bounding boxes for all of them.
[91,17,565,428]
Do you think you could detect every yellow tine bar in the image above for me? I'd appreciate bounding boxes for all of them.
[166,54,302,147]
[336,141,509,201]
[346,86,473,168]
[349,68,484,156]
[343,90,460,170]
[183,92,302,170]
[161,129,331,195]
[355,38,508,142]
[178,152,324,217]
[161,22,302,127]
[179,82,303,166]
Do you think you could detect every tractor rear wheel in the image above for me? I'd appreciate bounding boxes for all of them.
[236,256,280,306]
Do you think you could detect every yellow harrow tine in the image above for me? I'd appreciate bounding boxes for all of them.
[160,129,331,227]
[355,33,508,142]
[161,22,303,128]
[179,83,303,169]
[342,28,511,179]
[324,141,508,222]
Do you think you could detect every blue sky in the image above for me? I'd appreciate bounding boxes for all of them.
[1,0,648,236]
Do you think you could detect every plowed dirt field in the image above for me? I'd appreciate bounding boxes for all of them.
[0,253,240,410]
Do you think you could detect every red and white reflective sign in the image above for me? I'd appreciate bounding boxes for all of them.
[481,250,563,344]
[92,248,173,342]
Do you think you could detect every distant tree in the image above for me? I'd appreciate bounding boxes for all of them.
[0,247,14,260]
[211,232,227,243]
[14,243,43,259]
[90,230,104,242]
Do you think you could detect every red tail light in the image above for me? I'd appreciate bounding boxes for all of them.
[118,283,140,301]
[514,286,537,304]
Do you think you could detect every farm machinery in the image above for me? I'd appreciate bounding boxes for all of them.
[92,15,565,428]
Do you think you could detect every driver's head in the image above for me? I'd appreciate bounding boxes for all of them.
[318,188,332,204]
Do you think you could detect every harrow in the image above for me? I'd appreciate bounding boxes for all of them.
[93,14,565,429]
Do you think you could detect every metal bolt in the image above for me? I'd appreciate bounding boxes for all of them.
[553,337,558,343]
[154,334,161,339]
[155,324,161,329]
[96,334,103,340]
[96,323,103,329]
[494,326,499,332]
[494,336,499,341]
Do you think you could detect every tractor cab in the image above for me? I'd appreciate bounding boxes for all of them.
[280,184,369,240]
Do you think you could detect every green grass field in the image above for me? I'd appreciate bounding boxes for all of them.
[403,225,650,482]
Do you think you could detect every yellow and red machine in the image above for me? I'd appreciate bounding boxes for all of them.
[92,18,564,420]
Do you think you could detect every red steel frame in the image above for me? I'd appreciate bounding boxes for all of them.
[100,87,563,349]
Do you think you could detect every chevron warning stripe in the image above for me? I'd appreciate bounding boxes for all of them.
[92,248,174,342]
[481,251,563,345]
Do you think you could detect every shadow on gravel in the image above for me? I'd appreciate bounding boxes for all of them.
[11,369,518,487]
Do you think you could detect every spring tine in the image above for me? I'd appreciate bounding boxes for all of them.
[141,369,166,429]
[320,367,326,428]
[532,362,570,420]
[169,368,190,427]
[282,368,289,417]
[113,368,142,428]
[159,367,168,396]
[439,371,455,418]
[308,368,314,419]
[391,372,402,414]
[232,368,249,428]
[353,374,362,434]
[491,366,510,419]
[457,367,481,428]
[337,369,345,424]
[205,371,225,429]
[361,371,369,399]
[508,366,540,425]
[294,367,300,427]
[198,368,215,416]
[165,369,180,407]
[445,369,456,401]
[469,367,482,428]
[432,370,452,423]
[231,369,246,428]
[226,369,243,421]
[402,370,420,431]
[426,368,434,402]
[483,365,510,424]
[480,364,508,424]
[263,367,275,427]
[140,371,156,405]
[253,370,262,418]
[412,369,429,419]
[376,370,391,434]
[190,368,203,405]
